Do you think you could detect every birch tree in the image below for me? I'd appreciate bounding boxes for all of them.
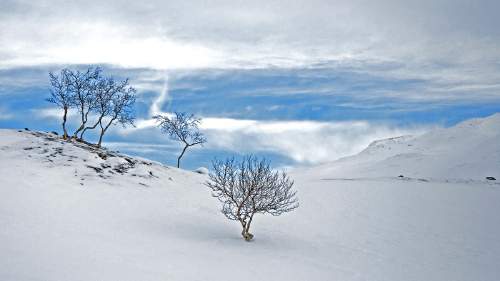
[154,112,206,168]
[96,81,136,147]
[47,69,73,139]
[206,155,299,241]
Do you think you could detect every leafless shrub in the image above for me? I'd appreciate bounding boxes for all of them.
[154,112,206,168]
[206,155,299,241]
[68,67,102,139]
[96,82,136,147]
[47,66,136,147]
[47,69,72,139]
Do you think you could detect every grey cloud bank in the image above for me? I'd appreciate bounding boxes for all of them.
[1,0,499,69]
[2,0,500,102]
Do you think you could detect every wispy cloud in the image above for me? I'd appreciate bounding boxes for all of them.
[34,108,78,119]
[104,142,179,154]
[150,74,171,115]
[118,115,430,165]
[199,118,430,164]
[2,0,500,81]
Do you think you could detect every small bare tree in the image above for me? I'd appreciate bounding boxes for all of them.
[46,69,73,139]
[68,67,102,139]
[154,112,206,168]
[206,156,299,241]
[47,66,136,146]
[96,81,136,148]
[79,76,116,139]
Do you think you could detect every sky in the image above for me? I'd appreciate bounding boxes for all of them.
[1,0,500,169]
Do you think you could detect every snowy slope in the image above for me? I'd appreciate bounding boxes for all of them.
[310,113,500,180]
[1,115,500,281]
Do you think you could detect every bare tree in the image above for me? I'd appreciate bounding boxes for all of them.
[206,155,299,241]
[68,67,102,139]
[154,112,206,168]
[80,76,118,140]
[46,66,136,147]
[96,81,136,148]
[46,69,73,139]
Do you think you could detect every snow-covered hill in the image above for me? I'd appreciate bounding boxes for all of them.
[1,114,500,281]
[309,113,500,181]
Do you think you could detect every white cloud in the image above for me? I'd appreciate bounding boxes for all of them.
[0,21,222,70]
[1,0,499,104]
[34,108,65,119]
[119,114,430,165]
[104,142,178,154]
[201,118,258,131]
[34,108,81,120]
[1,0,499,78]
[199,118,430,164]
[150,75,171,115]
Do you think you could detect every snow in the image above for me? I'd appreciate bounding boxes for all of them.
[311,113,500,180]
[1,113,500,280]
[193,167,209,174]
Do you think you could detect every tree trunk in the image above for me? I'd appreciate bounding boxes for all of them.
[243,214,254,241]
[73,108,88,139]
[177,144,189,168]
[73,119,85,139]
[80,116,102,140]
[80,128,88,140]
[62,107,68,140]
[97,129,105,148]
[97,125,108,148]
[73,126,83,139]
[97,118,114,148]
[240,217,254,241]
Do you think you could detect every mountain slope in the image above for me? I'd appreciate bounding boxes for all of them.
[1,116,500,281]
[309,113,500,180]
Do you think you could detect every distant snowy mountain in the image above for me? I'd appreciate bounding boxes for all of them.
[1,114,500,281]
[310,113,500,181]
